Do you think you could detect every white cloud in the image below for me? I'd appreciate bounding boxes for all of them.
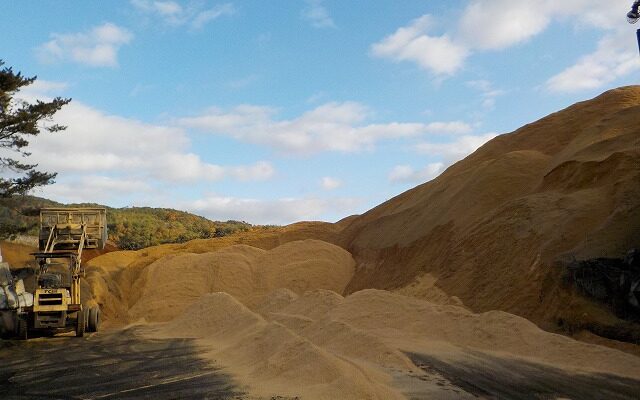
[184,195,362,225]
[131,0,235,29]
[371,15,468,76]
[388,163,444,184]
[131,0,182,21]
[467,80,506,110]
[546,30,640,92]
[458,1,550,50]
[36,23,132,67]
[320,177,342,190]
[302,0,336,29]
[23,80,69,94]
[17,100,275,186]
[306,91,328,104]
[416,133,498,164]
[153,1,182,16]
[230,161,275,182]
[191,3,237,29]
[154,153,226,182]
[179,101,472,154]
[37,176,153,204]
[456,0,630,51]
[372,0,636,90]
[9,96,278,208]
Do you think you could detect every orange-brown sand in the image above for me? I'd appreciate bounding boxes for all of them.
[337,86,640,338]
[81,236,640,399]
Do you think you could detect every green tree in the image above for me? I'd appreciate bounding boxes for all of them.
[0,60,70,197]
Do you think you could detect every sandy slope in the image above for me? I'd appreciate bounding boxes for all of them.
[337,86,640,337]
[84,239,354,325]
[80,236,640,399]
[144,286,640,399]
[128,240,355,321]
[0,241,37,268]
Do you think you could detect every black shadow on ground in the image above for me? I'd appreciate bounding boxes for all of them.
[407,351,640,400]
[0,327,244,400]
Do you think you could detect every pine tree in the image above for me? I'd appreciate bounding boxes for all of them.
[0,60,70,197]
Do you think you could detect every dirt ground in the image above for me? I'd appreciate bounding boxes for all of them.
[0,328,245,400]
[2,328,639,400]
[407,352,640,400]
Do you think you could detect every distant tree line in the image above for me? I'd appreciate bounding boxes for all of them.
[0,195,255,250]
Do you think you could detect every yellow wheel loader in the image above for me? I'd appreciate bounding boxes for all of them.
[18,208,106,339]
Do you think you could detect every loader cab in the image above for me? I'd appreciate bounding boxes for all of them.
[38,272,64,289]
[32,263,73,330]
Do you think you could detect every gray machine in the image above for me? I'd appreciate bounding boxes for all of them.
[0,260,33,339]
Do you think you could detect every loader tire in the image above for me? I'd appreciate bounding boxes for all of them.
[17,318,28,340]
[88,306,100,332]
[76,310,85,337]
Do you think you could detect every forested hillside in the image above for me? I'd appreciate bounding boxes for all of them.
[0,196,254,250]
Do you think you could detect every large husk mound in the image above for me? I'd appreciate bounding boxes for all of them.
[85,239,354,325]
[336,86,640,338]
[128,240,355,322]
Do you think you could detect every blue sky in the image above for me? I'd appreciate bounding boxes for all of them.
[2,0,639,224]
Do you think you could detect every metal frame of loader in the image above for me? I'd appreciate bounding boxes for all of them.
[19,208,105,339]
